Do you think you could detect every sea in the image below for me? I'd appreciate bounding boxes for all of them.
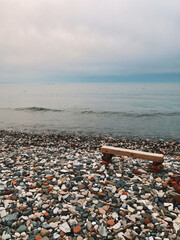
[0,82,180,141]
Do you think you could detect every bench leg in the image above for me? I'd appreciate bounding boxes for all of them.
[150,160,164,173]
[102,153,113,165]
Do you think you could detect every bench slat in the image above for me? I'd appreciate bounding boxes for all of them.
[101,146,164,162]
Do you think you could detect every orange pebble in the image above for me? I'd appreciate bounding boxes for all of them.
[35,236,42,240]
[43,182,48,186]
[48,187,53,191]
[107,219,115,226]
[102,160,109,165]
[44,212,50,217]
[89,176,94,181]
[90,228,95,232]
[73,226,82,233]
[122,191,128,195]
[162,182,167,188]
[13,181,17,185]
[46,176,52,180]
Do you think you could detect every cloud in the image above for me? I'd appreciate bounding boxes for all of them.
[0,0,180,81]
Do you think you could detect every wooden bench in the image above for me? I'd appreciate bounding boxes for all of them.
[101,146,164,168]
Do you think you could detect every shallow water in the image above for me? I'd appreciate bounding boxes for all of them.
[0,82,180,140]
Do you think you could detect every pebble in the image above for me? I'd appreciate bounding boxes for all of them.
[98,225,107,237]
[0,130,179,239]
[113,222,121,230]
[16,225,27,233]
[59,222,71,233]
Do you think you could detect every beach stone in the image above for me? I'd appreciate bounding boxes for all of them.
[21,232,27,237]
[73,176,83,182]
[98,225,107,237]
[15,232,21,238]
[107,219,115,226]
[2,232,11,239]
[4,212,18,222]
[53,233,60,239]
[73,226,82,234]
[49,222,58,228]
[40,229,50,237]
[147,223,154,230]
[16,225,27,233]
[86,221,92,230]
[42,204,49,209]
[120,195,127,201]
[0,210,7,218]
[59,222,71,233]
[113,222,121,230]
[112,212,118,219]
[77,236,83,240]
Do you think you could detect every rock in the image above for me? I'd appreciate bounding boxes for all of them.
[107,219,115,226]
[53,233,60,239]
[73,225,82,233]
[98,208,106,215]
[0,210,7,218]
[173,195,180,204]
[173,216,180,233]
[4,212,18,222]
[128,205,135,213]
[86,221,92,230]
[147,223,154,230]
[40,229,50,237]
[113,222,121,230]
[2,232,11,239]
[59,222,71,233]
[98,225,107,237]
[16,225,27,233]
[112,212,118,219]
[120,195,127,201]
[49,222,58,228]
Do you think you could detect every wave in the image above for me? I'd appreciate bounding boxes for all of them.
[80,110,180,117]
[15,107,64,112]
[1,107,180,117]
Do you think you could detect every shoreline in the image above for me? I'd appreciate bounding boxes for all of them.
[0,130,180,239]
[0,130,179,155]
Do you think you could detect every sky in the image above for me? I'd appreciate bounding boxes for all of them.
[0,0,180,82]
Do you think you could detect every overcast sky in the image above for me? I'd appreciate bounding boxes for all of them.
[0,0,180,81]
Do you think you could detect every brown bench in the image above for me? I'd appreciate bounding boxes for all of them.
[101,146,164,170]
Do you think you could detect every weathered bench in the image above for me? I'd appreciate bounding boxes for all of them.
[101,146,164,171]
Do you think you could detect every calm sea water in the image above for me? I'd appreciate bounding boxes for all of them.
[0,82,180,140]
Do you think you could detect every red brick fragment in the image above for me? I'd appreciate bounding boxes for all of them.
[134,170,143,175]
[173,195,180,204]
[145,218,151,225]
[107,219,115,226]
[20,206,27,211]
[102,160,109,165]
[162,182,167,188]
[5,190,14,195]
[73,226,82,233]
[90,228,95,232]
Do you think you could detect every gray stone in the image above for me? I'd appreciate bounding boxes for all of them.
[98,225,107,237]
[4,213,18,222]
[86,221,92,230]
[16,225,27,233]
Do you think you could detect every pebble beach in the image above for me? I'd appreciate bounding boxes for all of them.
[0,130,180,240]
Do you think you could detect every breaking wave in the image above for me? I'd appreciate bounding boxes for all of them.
[15,107,64,112]
[10,107,180,117]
